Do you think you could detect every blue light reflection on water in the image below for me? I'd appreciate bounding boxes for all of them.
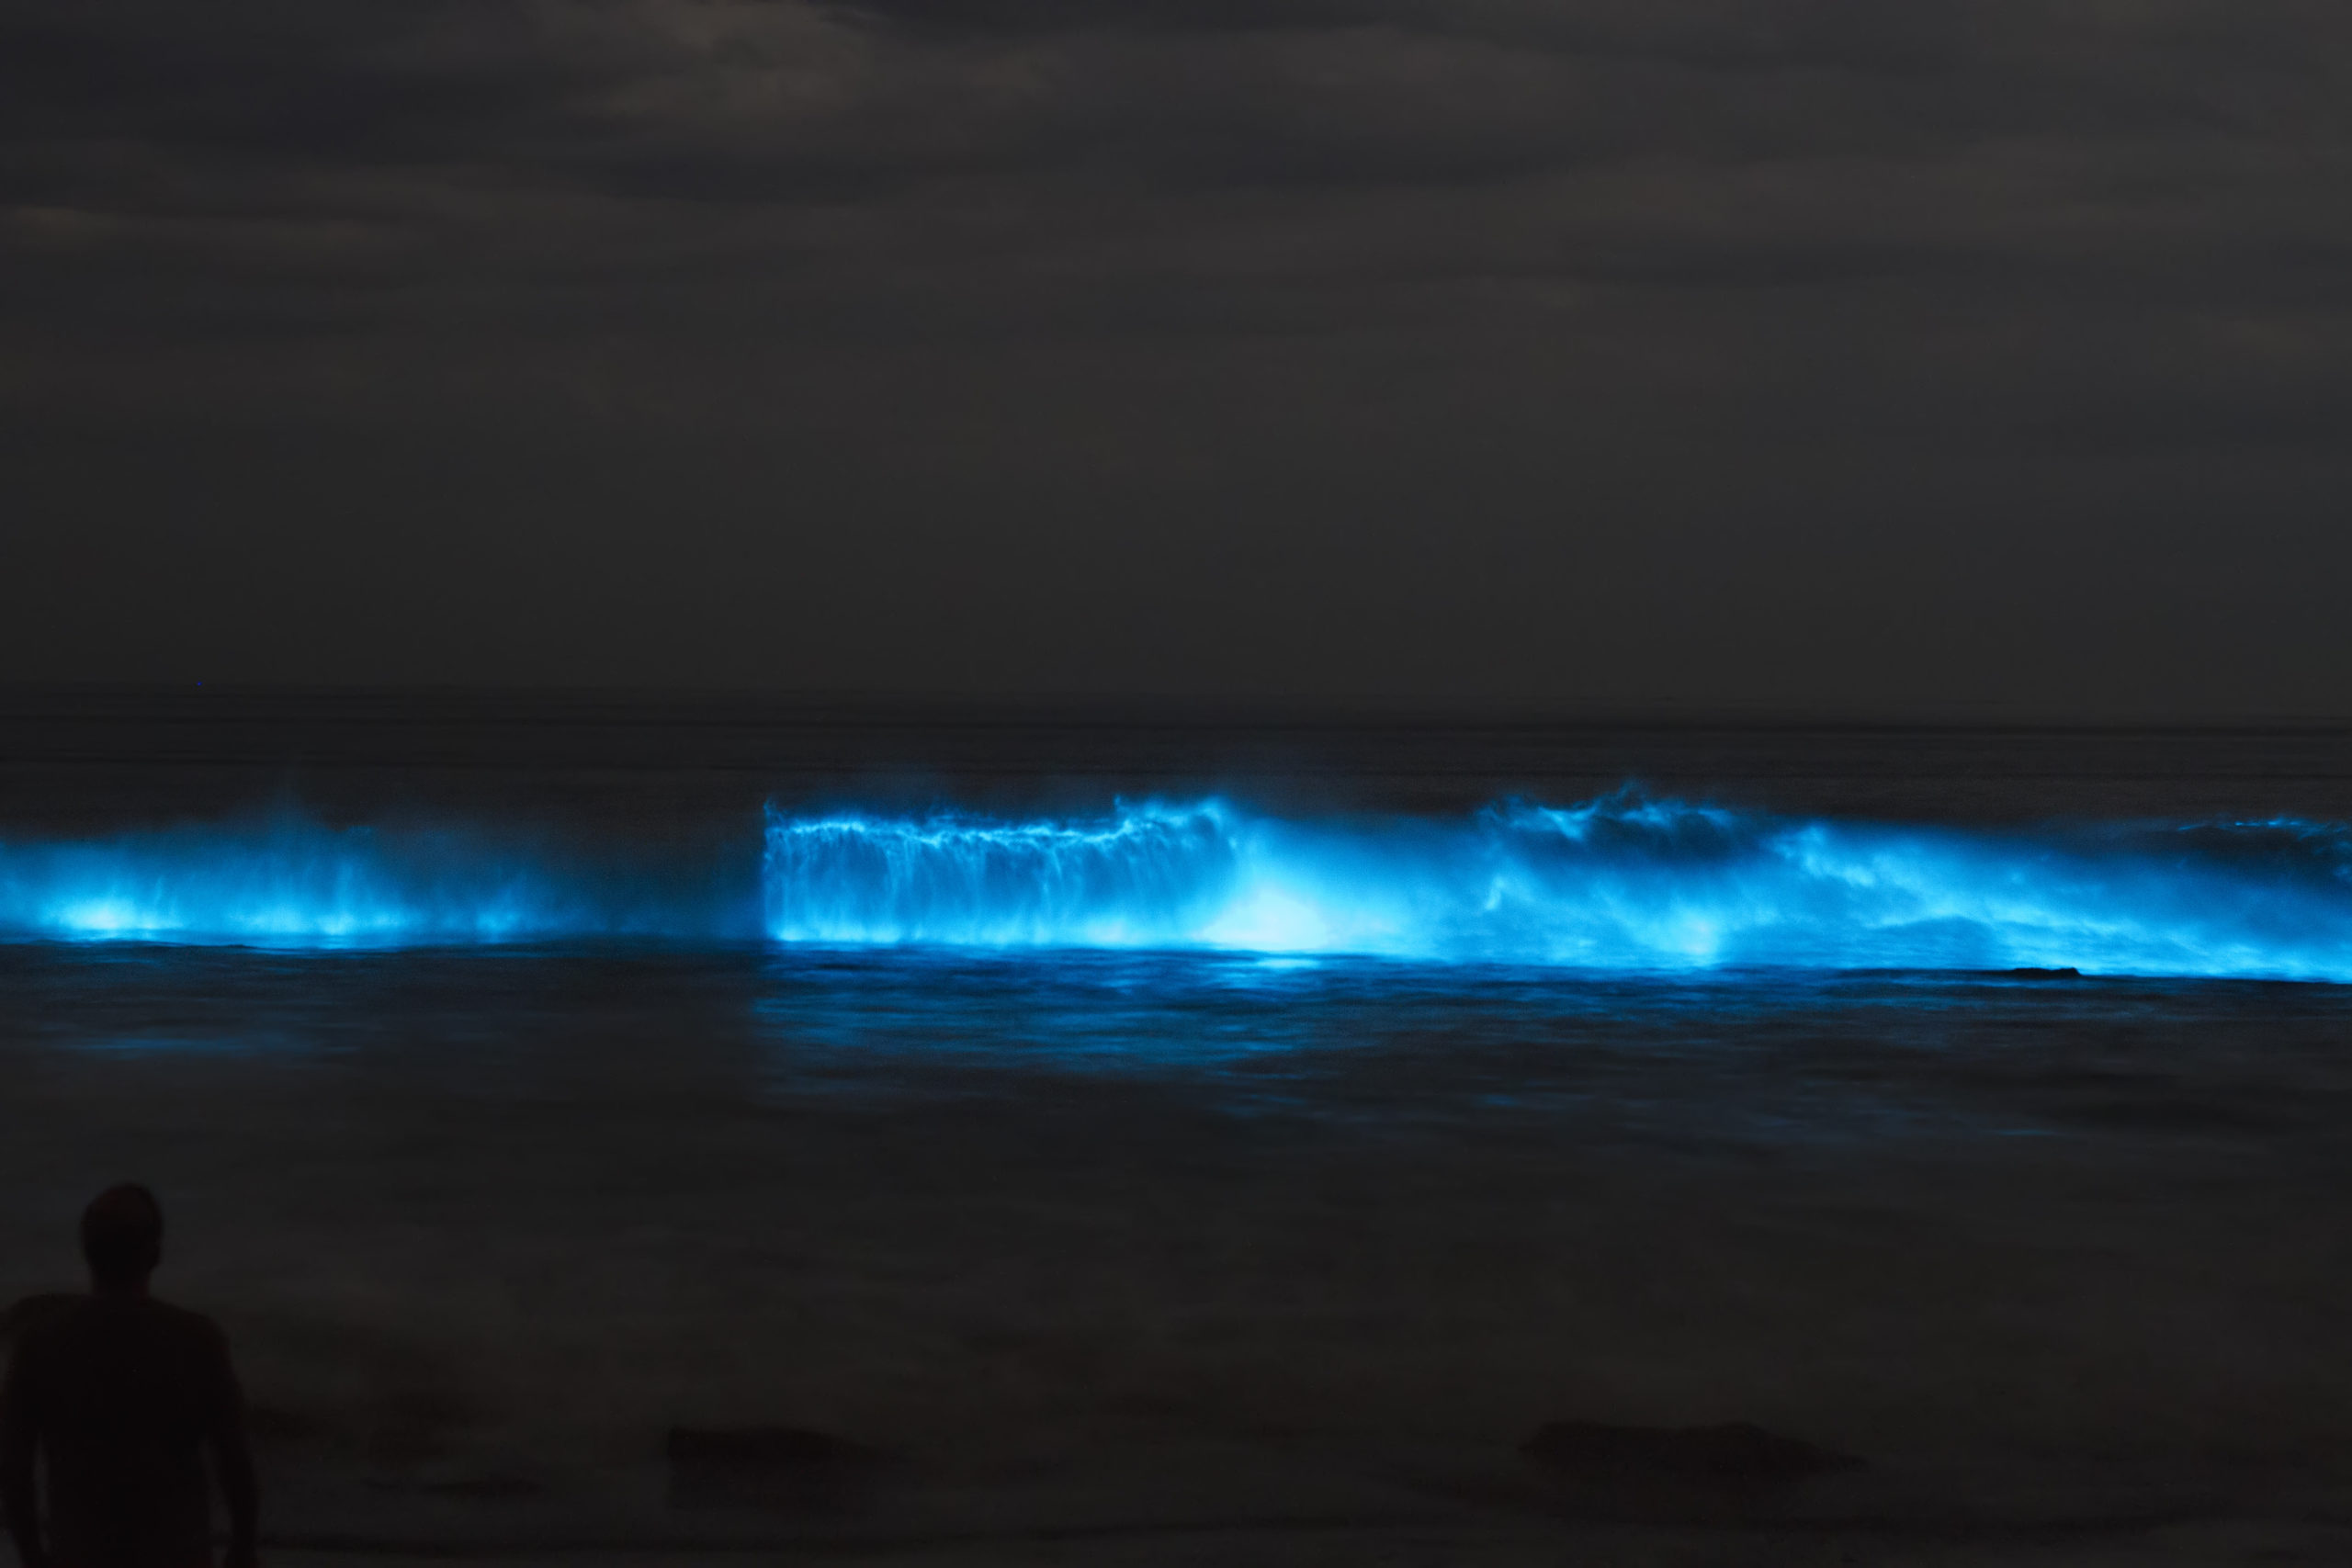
[741,946,2352,1148]
[753,944,2352,1155]
[4,794,2351,982]
[6,939,2350,1149]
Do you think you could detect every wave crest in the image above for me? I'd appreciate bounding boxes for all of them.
[763,803,1240,946]
[760,795,2352,980]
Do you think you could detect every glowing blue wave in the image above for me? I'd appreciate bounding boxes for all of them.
[764,796,2352,981]
[7,796,2352,978]
[0,818,744,947]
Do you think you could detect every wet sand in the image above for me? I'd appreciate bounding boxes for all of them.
[9,946,2352,1568]
[15,1086,2352,1566]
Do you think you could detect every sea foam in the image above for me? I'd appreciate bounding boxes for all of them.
[763,795,2352,980]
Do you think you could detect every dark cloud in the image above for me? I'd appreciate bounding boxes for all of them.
[3,1,2348,712]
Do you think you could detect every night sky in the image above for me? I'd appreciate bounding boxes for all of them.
[6,2,2347,716]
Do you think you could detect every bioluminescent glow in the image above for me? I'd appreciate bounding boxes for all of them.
[763,796,2352,982]
[0,818,746,947]
[7,796,2352,978]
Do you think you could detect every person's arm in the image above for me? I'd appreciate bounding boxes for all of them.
[0,1342,45,1568]
[211,1420,257,1568]
[204,1329,257,1568]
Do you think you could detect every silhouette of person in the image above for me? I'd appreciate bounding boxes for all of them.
[1,1187,257,1568]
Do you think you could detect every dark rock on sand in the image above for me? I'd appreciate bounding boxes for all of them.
[665,1426,899,1513]
[1517,1420,1862,1522]
[1521,1419,1861,1483]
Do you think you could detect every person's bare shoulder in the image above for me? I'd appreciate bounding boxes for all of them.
[140,1299,221,1332]
[138,1299,234,1361]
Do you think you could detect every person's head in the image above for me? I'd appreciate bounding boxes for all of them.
[81,1185,164,1293]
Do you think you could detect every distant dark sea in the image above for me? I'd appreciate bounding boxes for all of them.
[6,689,2352,1547]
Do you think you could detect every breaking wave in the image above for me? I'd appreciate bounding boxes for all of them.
[0,818,750,947]
[5,794,2351,979]
[763,795,2352,981]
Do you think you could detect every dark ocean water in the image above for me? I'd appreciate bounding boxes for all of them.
[5,691,2352,1543]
